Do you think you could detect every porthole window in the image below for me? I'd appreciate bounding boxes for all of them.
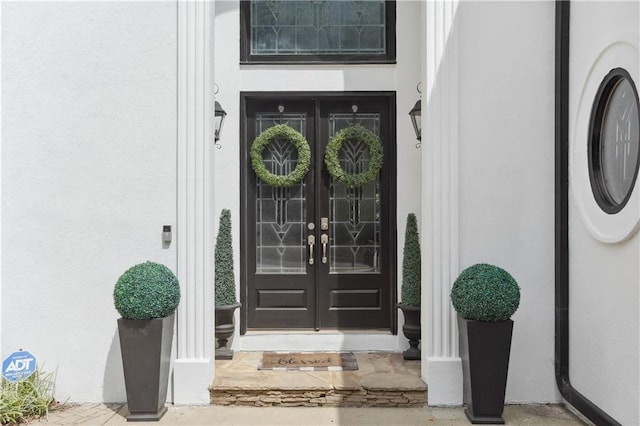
[589,68,640,214]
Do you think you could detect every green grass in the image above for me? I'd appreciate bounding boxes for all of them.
[0,369,55,424]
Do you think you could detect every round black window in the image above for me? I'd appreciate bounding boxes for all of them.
[589,68,640,214]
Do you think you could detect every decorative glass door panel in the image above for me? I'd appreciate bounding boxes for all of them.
[255,114,307,274]
[242,94,396,331]
[329,113,381,274]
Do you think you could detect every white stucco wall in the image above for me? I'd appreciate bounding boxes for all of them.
[568,2,639,424]
[4,0,629,412]
[1,2,177,402]
[456,1,558,403]
[213,1,422,351]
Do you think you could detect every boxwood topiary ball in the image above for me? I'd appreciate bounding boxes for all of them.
[450,263,520,321]
[114,261,181,320]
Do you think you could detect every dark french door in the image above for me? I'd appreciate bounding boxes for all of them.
[240,92,396,331]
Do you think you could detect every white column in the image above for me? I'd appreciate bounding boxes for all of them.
[174,0,215,405]
[421,0,463,406]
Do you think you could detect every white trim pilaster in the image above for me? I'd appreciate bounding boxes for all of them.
[174,0,214,405]
[422,0,463,406]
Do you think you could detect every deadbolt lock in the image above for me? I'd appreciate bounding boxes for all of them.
[320,217,329,231]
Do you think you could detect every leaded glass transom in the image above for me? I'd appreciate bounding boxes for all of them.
[255,114,308,274]
[250,0,386,56]
[329,113,381,274]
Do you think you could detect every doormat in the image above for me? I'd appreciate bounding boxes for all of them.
[258,352,358,371]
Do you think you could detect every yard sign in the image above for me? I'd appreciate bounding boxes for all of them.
[2,350,37,382]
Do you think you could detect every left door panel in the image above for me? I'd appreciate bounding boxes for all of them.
[243,99,318,329]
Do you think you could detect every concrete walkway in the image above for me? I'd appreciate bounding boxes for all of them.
[39,403,585,425]
[37,353,587,425]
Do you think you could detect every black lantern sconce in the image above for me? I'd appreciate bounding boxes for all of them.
[214,101,227,148]
[214,84,227,148]
[408,83,422,148]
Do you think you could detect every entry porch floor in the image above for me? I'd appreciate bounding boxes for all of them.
[210,352,427,407]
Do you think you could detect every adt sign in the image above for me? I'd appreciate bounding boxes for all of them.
[2,351,37,382]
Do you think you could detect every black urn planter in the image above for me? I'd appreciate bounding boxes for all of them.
[117,314,174,422]
[215,303,241,360]
[458,316,514,424]
[397,303,421,360]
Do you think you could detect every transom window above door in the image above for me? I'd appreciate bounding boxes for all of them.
[240,0,396,64]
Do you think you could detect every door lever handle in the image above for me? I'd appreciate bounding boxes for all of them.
[308,235,316,265]
[321,234,328,264]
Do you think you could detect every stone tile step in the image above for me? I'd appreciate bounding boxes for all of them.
[210,352,427,408]
[210,389,427,408]
[211,371,334,391]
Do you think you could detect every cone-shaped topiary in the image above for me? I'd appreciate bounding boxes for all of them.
[450,263,520,321]
[114,261,181,320]
[401,213,421,307]
[215,209,237,306]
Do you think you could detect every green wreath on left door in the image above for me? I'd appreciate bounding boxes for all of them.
[324,125,384,188]
[250,124,311,187]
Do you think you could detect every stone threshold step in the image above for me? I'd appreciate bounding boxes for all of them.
[210,388,427,408]
[210,352,426,407]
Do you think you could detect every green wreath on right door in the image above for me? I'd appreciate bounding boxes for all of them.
[324,125,384,188]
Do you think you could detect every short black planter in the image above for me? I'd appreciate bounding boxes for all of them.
[458,316,513,424]
[117,314,174,422]
[397,303,421,360]
[215,303,241,360]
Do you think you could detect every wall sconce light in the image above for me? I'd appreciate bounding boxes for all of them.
[214,100,227,148]
[214,84,227,148]
[408,83,422,148]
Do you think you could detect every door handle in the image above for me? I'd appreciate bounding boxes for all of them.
[321,234,328,264]
[308,235,316,265]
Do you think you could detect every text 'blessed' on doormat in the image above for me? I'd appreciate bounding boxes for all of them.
[258,352,358,371]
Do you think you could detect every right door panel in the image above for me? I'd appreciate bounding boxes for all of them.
[317,97,395,329]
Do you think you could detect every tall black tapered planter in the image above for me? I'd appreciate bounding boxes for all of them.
[118,314,174,422]
[397,303,421,360]
[215,303,241,360]
[458,316,513,424]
